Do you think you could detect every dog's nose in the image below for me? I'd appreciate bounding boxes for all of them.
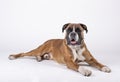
[70,32,76,37]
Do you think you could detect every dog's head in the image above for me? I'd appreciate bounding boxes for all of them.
[62,23,88,46]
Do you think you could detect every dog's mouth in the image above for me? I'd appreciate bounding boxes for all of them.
[70,39,77,45]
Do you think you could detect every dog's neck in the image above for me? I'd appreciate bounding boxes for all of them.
[68,44,85,62]
[68,45,81,50]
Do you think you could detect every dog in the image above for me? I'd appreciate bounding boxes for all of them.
[9,23,111,76]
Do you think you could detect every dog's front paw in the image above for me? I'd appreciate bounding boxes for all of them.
[101,66,111,73]
[78,66,92,76]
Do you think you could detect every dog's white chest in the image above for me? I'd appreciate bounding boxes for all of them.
[69,46,85,62]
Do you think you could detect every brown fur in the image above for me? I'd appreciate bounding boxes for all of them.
[9,39,104,71]
[9,23,111,76]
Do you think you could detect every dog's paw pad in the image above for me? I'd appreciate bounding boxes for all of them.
[101,66,111,73]
[78,67,92,76]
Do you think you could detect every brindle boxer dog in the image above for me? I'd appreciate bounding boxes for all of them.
[9,23,111,76]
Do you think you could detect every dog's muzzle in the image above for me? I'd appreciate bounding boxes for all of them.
[69,32,79,45]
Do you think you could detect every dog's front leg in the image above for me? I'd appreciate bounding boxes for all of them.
[64,56,92,76]
[83,51,111,73]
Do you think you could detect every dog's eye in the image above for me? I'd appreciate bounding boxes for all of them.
[75,28,81,32]
[67,28,73,33]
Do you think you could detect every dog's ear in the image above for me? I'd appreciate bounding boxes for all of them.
[62,23,70,33]
[80,23,88,33]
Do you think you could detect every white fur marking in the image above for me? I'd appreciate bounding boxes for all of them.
[73,27,75,32]
[69,45,85,62]
[36,56,42,62]
[77,47,85,61]
[72,49,78,61]
[68,27,79,42]
[73,27,79,41]
[9,55,16,60]
[101,66,111,73]
[75,33,79,41]
[78,66,92,76]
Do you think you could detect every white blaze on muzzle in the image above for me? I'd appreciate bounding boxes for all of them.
[68,27,79,42]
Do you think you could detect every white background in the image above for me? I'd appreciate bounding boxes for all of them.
[0,0,120,82]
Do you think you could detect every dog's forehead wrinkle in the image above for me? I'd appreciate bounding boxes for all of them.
[67,24,83,31]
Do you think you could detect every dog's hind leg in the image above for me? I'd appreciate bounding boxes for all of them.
[8,48,42,60]
[9,40,52,61]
